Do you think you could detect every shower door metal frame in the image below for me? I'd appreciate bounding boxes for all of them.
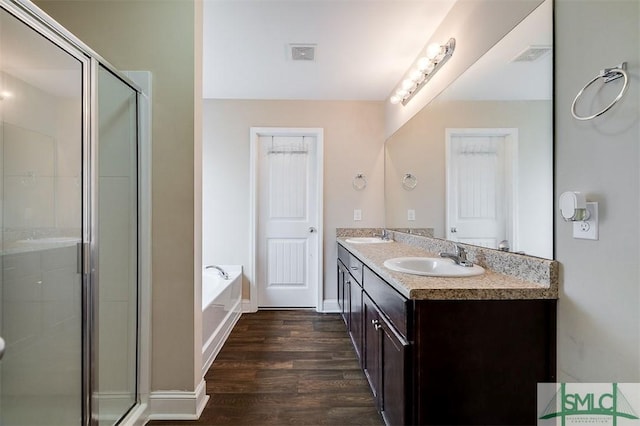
[89,60,142,425]
[1,1,145,425]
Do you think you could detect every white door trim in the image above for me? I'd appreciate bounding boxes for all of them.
[445,128,519,250]
[249,127,324,313]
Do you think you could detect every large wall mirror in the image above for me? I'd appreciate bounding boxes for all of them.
[385,0,553,259]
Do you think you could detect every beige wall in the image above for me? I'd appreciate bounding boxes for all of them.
[386,99,553,258]
[556,0,639,381]
[34,0,200,391]
[202,100,385,305]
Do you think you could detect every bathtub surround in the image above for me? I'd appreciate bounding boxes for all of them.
[201,265,242,377]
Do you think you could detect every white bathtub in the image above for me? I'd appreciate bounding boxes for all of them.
[202,265,242,376]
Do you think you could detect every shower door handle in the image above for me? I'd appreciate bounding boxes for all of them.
[0,336,5,361]
[77,242,90,274]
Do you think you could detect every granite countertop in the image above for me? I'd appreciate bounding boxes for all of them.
[337,237,558,301]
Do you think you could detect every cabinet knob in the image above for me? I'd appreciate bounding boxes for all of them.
[371,319,382,330]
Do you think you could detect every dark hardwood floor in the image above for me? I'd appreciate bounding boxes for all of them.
[148,310,384,426]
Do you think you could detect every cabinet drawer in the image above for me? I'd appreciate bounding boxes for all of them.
[348,254,363,286]
[363,267,409,338]
[338,243,349,267]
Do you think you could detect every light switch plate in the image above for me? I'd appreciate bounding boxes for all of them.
[573,202,598,240]
[353,209,362,221]
[408,209,416,221]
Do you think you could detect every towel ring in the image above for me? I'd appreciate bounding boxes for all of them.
[571,63,629,121]
[402,173,418,190]
[352,173,367,191]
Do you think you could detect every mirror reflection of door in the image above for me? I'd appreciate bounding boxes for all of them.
[445,128,518,249]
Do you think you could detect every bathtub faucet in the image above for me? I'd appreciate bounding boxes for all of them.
[205,265,229,280]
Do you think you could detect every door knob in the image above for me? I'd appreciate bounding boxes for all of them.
[309,227,317,233]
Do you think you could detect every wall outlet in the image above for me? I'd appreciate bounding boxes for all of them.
[573,202,598,240]
[353,209,362,221]
[408,209,416,221]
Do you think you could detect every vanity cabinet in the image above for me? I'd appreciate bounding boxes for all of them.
[337,242,557,426]
[337,244,364,361]
[337,258,348,320]
[363,292,411,426]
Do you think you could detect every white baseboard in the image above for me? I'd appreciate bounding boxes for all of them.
[243,299,340,313]
[322,298,340,313]
[242,299,256,313]
[147,379,209,421]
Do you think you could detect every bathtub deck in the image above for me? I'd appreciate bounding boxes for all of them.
[149,310,383,425]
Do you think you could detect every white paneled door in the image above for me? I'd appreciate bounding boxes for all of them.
[257,134,320,308]
[445,129,517,249]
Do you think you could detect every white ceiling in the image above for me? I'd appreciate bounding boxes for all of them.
[202,0,457,100]
[440,0,552,101]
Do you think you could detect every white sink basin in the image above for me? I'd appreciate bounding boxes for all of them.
[345,237,392,244]
[383,257,484,277]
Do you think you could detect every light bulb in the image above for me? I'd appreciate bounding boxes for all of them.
[390,95,402,105]
[423,62,435,75]
[426,43,443,60]
[409,69,424,82]
[395,88,409,98]
[416,57,430,72]
[401,79,415,91]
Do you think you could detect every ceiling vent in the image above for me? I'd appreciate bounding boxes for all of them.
[511,45,552,63]
[290,44,316,61]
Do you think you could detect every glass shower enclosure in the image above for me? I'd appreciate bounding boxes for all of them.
[0,1,141,425]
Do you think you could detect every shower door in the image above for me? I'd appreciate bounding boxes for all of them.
[0,4,87,425]
[0,3,141,425]
[93,64,139,425]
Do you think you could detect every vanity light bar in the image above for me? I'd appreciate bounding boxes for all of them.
[390,38,456,106]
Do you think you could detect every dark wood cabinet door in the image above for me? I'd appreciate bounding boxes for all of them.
[337,264,345,317]
[380,312,410,426]
[363,293,381,406]
[349,277,363,361]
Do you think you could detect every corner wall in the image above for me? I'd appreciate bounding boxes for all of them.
[202,100,385,307]
[555,0,640,381]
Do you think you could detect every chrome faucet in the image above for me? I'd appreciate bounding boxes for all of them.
[374,229,391,240]
[205,265,229,279]
[439,244,474,267]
